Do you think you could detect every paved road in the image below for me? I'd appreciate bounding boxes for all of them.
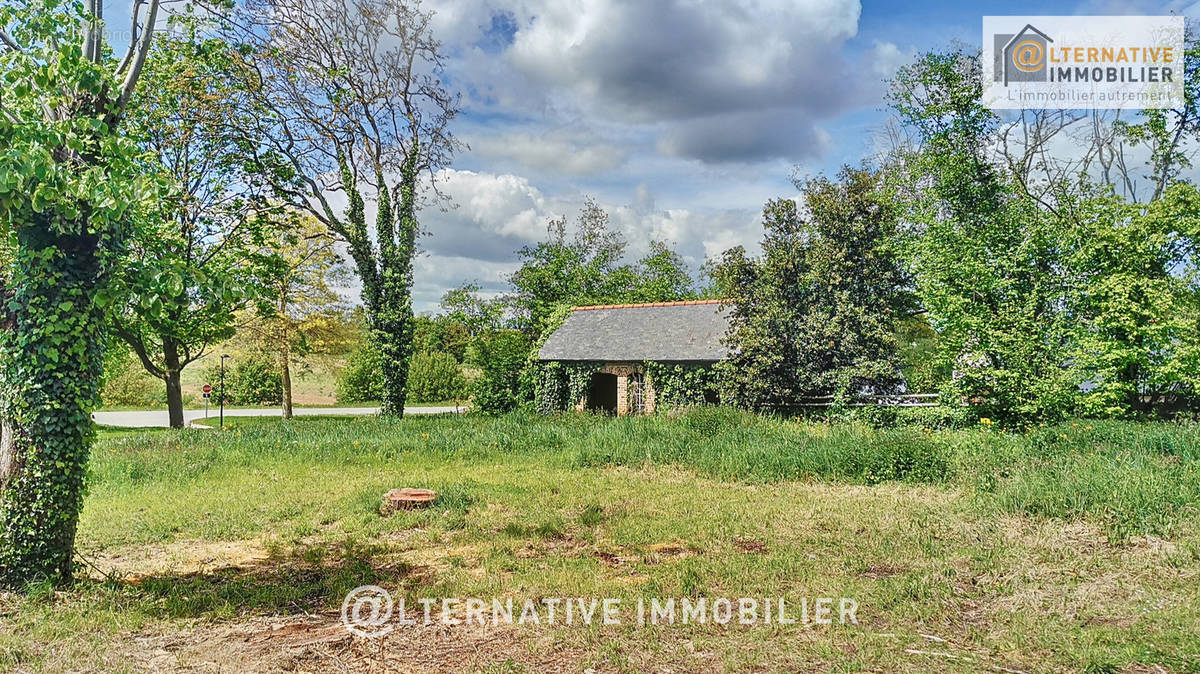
[93,405,463,428]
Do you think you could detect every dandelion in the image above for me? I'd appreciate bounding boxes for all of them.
[980,417,993,427]
[421,433,430,440]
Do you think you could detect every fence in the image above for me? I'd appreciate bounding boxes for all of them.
[791,393,941,408]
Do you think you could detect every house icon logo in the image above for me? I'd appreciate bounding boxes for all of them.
[993,24,1052,85]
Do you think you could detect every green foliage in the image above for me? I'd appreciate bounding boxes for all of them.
[335,339,386,404]
[406,351,467,403]
[895,317,948,393]
[235,0,463,420]
[471,331,533,414]
[645,362,721,409]
[339,157,419,418]
[716,168,910,408]
[0,0,165,586]
[528,360,600,414]
[206,356,282,406]
[888,47,1200,424]
[100,348,163,408]
[111,33,291,427]
[441,282,505,337]
[507,200,696,332]
[412,315,470,363]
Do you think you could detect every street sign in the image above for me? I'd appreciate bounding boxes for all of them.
[202,393,210,399]
[202,384,212,394]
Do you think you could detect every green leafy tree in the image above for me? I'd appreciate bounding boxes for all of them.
[470,331,532,414]
[1062,185,1200,414]
[112,33,285,428]
[242,213,349,418]
[887,48,1083,423]
[233,0,461,418]
[406,350,466,403]
[507,200,696,334]
[717,168,911,408]
[0,0,173,586]
[336,338,385,404]
[441,282,505,337]
[888,47,1200,422]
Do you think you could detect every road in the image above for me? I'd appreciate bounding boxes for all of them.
[92,405,463,428]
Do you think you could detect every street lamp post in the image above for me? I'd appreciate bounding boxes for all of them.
[219,354,229,429]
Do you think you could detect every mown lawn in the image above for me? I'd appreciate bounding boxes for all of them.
[1,410,1198,672]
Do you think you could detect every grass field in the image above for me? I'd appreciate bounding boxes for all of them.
[1,410,1198,672]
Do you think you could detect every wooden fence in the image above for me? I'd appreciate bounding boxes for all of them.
[790,393,941,408]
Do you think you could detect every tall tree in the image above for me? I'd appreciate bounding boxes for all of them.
[441,282,505,337]
[0,0,170,586]
[242,213,348,418]
[888,46,1200,421]
[888,48,1080,423]
[232,0,461,418]
[717,168,911,408]
[113,33,285,428]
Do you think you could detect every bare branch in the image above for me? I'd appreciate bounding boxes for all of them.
[117,0,147,74]
[115,0,161,115]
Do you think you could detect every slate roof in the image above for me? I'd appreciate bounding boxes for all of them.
[538,300,732,362]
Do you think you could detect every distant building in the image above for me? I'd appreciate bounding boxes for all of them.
[537,300,731,415]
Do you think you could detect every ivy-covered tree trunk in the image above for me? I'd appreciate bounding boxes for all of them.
[0,220,108,586]
[336,148,420,419]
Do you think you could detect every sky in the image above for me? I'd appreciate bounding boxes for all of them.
[103,0,1200,312]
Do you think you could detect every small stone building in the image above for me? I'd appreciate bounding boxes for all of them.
[537,300,731,415]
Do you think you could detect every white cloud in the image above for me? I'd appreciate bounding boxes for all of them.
[467,129,631,175]
[430,0,869,163]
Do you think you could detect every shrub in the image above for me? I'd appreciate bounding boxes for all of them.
[100,349,162,408]
[206,356,282,405]
[470,331,531,414]
[336,339,385,404]
[407,351,466,403]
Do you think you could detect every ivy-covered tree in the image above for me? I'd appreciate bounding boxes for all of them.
[232,0,461,418]
[0,0,172,586]
[716,168,911,408]
[112,33,286,428]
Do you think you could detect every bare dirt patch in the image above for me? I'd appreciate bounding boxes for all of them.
[125,615,585,673]
[82,539,271,580]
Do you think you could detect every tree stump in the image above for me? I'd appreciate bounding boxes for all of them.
[380,488,437,515]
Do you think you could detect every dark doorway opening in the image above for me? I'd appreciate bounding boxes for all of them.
[588,372,618,413]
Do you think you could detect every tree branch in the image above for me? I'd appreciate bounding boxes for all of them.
[0,28,22,53]
[116,0,147,75]
[113,321,166,379]
[114,0,161,115]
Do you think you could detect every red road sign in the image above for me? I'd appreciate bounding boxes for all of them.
[202,384,212,394]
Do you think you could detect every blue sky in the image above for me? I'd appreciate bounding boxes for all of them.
[102,0,1200,311]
